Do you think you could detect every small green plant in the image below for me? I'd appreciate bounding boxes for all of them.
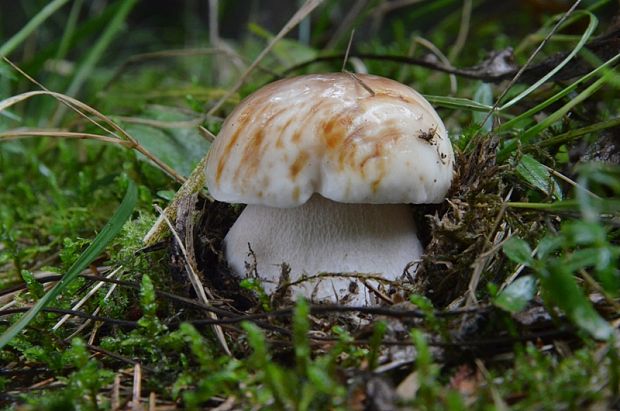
[240,298,348,410]
[501,165,620,339]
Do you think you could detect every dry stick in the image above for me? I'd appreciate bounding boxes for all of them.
[206,0,324,117]
[0,307,138,327]
[0,130,135,147]
[198,125,216,142]
[341,29,356,72]
[2,57,121,140]
[469,0,582,147]
[340,32,373,91]
[131,364,142,411]
[0,273,238,318]
[65,270,122,343]
[476,359,511,411]
[148,392,156,411]
[87,344,156,373]
[87,277,120,345]
[543,164,601,199]
[111,374,121,411]
[115,116,204,130]
[345,71,376,96]
[209,0,220,53]
[143,155,210,245]
[1,277,485,322]
[209,0,226,86]
[154,204,232,356]
[52,266,122,330]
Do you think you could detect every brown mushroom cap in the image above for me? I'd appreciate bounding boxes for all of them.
[205,72,454,207]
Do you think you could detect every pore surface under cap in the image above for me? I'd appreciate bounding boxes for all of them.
[205,73,454,207]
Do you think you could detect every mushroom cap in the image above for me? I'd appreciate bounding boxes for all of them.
[205,73,454,207]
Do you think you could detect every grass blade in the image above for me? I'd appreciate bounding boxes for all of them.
[0,181,138,350]
[498,53,620,132]
[52,0,139,124]
[498,10,598,111]
[0,0,71,57]
[498,70,612,161]
[537,117,620,148]
[541,265,612,340]
[425,94,493,112]
[516,154,562,199]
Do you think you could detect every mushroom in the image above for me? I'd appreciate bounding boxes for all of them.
[205,73,454,305]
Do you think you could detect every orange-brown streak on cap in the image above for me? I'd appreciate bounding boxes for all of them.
[233,104,286,186]
[290,151,309,180]
[275,117,295,149]
[216,127,241,185]
[322,119,339,149]
[214,108,255,184]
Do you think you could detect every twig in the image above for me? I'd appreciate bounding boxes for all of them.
[87,344,156,373]
[154,204,231,355]
[476,359,510,411]
[543,164,601,199]
[0,307,138,327]
[142,154,211,245]
[111,374,121,411]
[131,363,142,411]
[341,29,356,72]
[53,266,121,330]
[0,130,135,147]
[148,392,156,411]
[345,71,375,96]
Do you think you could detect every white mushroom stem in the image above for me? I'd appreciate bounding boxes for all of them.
[224,195,423,304]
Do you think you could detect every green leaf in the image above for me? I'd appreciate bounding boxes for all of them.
[535,235,562,259]
[516,154,562,200]
[503,237,533,265]
[495,276,537,313]
[425,95,492,112]
[19,270,45,299]
[293,298,310,375]
[473,82,493,131]
[540,266,612,340]
[0,181,138,350]
[367,321,387,371]
[562,220,605,246]
[123,107,211,177]
[242,322,269,368]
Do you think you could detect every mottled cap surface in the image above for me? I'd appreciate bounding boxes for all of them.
[205,73,454,207]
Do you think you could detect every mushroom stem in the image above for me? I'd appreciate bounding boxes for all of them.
[224,194,423,304]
